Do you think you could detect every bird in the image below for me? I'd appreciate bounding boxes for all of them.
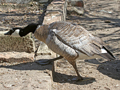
[4,21,116,81]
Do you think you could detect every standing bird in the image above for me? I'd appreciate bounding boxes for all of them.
[4,21,115,81]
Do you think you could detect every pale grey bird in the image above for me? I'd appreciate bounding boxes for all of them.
[4,21,116,81]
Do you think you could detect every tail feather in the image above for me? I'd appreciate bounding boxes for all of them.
[100,46,116,61]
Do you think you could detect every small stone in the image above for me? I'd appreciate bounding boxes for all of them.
[116,84,119,87]
[4,84,13,88]
[104,20,111,23]
[104,87,110,90]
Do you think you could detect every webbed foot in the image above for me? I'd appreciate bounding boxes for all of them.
[72,76,83,81]
[35,59,52,65]
[72,77,95,82]
[35,56,63,65]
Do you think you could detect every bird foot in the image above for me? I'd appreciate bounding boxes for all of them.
[34,56,63,65]
[72,77,95,82]
[72,76,83,81]
[35,59,52,65]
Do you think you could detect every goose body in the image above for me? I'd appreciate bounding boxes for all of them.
[34,22,115,61]
[4,21,115,80]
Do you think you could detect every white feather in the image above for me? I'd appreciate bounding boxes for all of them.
[101,48,107,53]
[12,29,20,37]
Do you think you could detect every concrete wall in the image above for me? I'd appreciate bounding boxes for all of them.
[0,32,34,53]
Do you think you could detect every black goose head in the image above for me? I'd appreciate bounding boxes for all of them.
[4,23,40,37]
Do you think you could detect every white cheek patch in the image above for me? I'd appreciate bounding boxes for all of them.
[101,48,107,53]
[11,29,21,37]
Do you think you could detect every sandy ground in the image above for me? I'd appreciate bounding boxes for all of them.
[0,0,120,90]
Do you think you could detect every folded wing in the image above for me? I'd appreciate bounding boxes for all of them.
[48,21,104,56]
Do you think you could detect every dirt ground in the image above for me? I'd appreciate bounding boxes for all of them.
[0,0,120,90]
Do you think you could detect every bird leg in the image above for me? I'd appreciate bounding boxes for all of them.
[69,60,83,81]
[35,56,63,65]
[34,45,63,65]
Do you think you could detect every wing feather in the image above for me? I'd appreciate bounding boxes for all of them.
[48,22,104,56]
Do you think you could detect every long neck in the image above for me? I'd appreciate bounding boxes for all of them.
[24,24,39,33]
[19,24,39,37]
[34,25,49,42]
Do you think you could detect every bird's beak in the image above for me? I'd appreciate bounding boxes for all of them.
[4,31,11,35]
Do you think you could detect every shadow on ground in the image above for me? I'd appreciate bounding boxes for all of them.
[53,72,96,85]
[85,59,120,80]
[97,60,120,80]
[0,58,53,71]
[0,58,96,85]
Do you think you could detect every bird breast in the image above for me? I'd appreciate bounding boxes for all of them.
[45,33,78,60]
[34,25,49,42]
[34,21,104,60]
